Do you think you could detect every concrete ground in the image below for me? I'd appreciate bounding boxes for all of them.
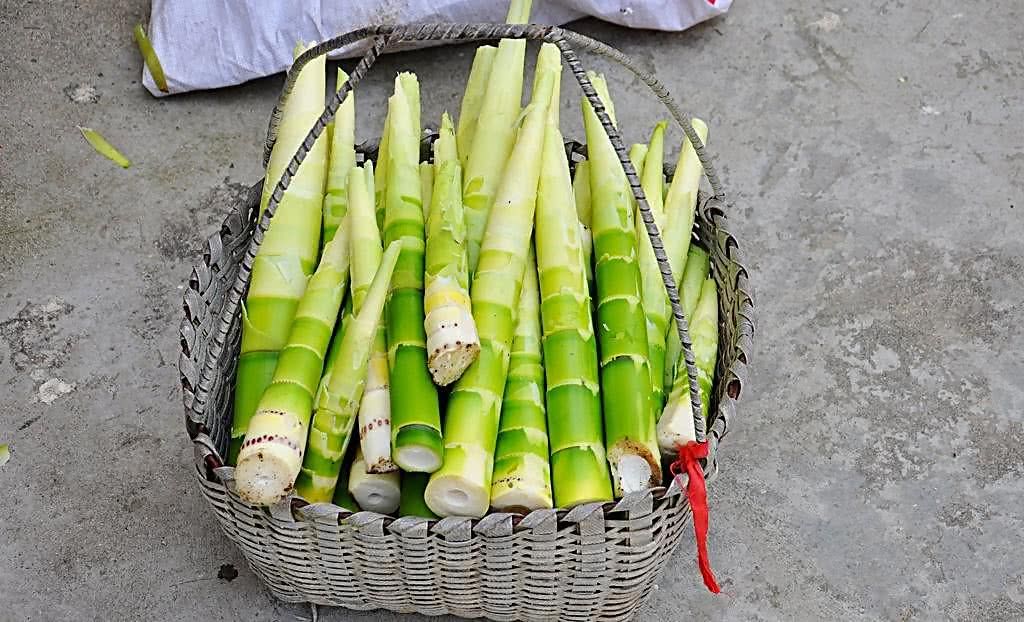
[1,1,1021,620]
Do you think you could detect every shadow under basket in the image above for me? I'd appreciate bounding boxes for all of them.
[178,22,754,622]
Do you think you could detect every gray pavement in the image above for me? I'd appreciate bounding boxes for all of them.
[1,1,1022,620]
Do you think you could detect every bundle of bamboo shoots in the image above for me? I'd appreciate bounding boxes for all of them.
[228,0,719,517]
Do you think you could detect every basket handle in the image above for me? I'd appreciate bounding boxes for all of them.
[199,23,721,451]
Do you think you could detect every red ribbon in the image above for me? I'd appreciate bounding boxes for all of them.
[670,441,721,594]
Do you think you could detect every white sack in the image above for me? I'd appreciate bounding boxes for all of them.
[143,0,730,96]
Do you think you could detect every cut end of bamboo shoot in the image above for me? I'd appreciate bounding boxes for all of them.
[234,441,299,506]
[607,441,661,497]
[349,454,401,514]
[360,383,398,473]
[427,340,481,386]
[657,395,697,455]
[424,473,490,518]
[425,297,481,386]
[352,479,400,513]
[394,445,443,474]
[357,381,396,473]
[490,464,553,513]
[360,387,398,472]
[366,458,398,474]
[393,424,444,473]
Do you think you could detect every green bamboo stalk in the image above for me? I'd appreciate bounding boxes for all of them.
[693,278,719,421]
[633,124,672,413]
[664,245,710,397]
[399,472,438,518]
[230,43,327,464]
[374,113,391,232]
[365,158,375,196]
[233,225,351,505]
[373,72,418,232]
[317,296,352,407]
[424,66,554,519]
[350,166,380,311]
[322,68,356,245]
[294,242,401,503]
[662,119,709,395]
[572,160,592,229]
[630,144,665,414]
[348,449,401,514]
[506,0,532,23]
[583,72,661,497]
[316,166,361,402]
[681,247,711,322]
[532,43,562,127]
[400,72,421,142]
[641,121,667,218]
[664,119,709,277]
[491,247,552,512]
[658,276,717,453]
[419,162,433,222]
[383,74,443,474]
[461,0,533,274]
[572,160,595,297]
[424,113,480,386]
[573,160,592,230]
[535,99,613,509]
[348,164,397,473]
[629,144,648,175]
[456,45,497,168]
[574,71,602,308]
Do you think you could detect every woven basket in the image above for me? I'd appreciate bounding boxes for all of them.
[179,23,753,622]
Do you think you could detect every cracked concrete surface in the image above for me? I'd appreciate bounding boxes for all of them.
[1,1,1022,620]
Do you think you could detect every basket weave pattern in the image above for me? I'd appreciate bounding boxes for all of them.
[178,23,754,621]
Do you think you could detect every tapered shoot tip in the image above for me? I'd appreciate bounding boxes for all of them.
[505,0,534,24]
[383,240,403,259]
[336,67,354,96]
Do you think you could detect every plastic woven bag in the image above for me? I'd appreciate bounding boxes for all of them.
[142,0,731,96]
